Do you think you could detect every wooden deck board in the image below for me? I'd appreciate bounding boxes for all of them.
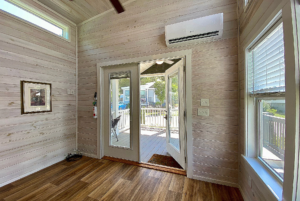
[111,127,169,163]
[0,156,244,200]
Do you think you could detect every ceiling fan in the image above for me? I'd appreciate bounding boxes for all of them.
[109,0,125,14]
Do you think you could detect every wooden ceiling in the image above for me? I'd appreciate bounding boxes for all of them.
[37,0,129,24]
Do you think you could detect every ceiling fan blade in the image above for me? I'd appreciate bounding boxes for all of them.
[164,59,174,65]
[110,0,125,14]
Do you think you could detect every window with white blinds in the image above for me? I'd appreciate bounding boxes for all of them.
[247,22,285,96]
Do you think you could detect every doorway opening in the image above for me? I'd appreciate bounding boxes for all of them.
[139,58,185,170]
[105,59,186,170]
[98,50,193,176]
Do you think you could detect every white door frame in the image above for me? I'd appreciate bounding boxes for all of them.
[97,49,193,178]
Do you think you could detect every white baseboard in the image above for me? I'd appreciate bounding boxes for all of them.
[0,156,64,188]
[192,175,239,188]
[81,152,98,159]
[239,185,249,201]
[193,175,250,200]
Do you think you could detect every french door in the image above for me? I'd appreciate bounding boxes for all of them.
[102,63,140,161]
[165,60,186,169]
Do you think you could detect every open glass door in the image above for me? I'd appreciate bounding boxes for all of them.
[165,59,186,169]
[102,63,139,161]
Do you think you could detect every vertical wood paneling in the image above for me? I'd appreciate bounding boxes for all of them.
[0,0,76,186]
[78,0,239,185]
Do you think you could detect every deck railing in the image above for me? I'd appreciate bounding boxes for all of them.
[262,113,285,160]
[118,109,130,130]
[117,108,178,130]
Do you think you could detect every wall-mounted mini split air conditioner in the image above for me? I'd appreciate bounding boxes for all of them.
[165,13,224,47]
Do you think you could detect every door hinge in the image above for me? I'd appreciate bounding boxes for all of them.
[185,156,187,163]
[184,111,186,117]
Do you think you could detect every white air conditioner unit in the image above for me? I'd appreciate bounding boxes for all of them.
[165,13,223,47]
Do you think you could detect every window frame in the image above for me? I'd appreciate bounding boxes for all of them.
[1,0,70,41]
[246,14,285,184]
[256,96,285,182]
[242,2,300,200]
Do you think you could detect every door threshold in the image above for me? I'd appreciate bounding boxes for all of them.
[102,156,186,176]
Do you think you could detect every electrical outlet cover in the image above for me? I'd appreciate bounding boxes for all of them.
[198,108,209,116]
[201,99,209,106]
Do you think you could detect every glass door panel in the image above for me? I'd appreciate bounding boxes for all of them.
[168,72,180,151]
[109,71,131,148]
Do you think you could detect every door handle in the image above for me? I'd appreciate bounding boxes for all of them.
[164,114,167,120]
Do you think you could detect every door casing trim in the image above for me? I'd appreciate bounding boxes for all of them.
[97,49,193,178]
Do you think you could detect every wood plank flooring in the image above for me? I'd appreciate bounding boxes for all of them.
[0,156,243,201]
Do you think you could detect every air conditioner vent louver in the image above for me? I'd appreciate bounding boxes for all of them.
[168,31,219,44]
[165,13,223,47]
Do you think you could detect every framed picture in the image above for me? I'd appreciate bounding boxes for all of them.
[21,81,52,114]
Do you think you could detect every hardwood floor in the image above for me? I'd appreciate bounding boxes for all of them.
[0,156,244,201]
[102,156,186,176]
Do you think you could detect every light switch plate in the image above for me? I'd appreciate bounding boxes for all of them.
[67,89,75,95]
[198,108,209,116]
[201,99,209,106]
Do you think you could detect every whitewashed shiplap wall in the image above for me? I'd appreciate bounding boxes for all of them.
[0,0,76,186]
[78,0,239,185]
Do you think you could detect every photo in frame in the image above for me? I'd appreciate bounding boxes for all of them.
[21,81,52,114]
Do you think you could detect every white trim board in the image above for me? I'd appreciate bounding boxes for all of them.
[0,155,65,188]
[192,175,239,188]
[96,49,193,178]
[81,152,98,159]
[75,26,78,151]
[239,186,250,201]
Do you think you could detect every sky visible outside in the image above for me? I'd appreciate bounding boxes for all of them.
[0,0,63,36]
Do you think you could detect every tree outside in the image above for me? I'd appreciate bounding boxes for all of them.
[153,79,165,107]
[117,76,178,108]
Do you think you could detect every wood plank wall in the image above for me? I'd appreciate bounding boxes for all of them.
[237,0,279,200]
[78,0,239,185]
[0,0,77,186]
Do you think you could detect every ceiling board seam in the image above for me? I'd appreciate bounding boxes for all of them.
[78,0,136,27]
[32,0,77,26]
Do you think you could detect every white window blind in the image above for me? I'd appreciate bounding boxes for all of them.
[248,23,285,96]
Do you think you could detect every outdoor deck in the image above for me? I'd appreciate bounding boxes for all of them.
[111,127,170,162]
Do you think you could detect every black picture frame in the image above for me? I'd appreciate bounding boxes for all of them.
[21,81,52,114]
